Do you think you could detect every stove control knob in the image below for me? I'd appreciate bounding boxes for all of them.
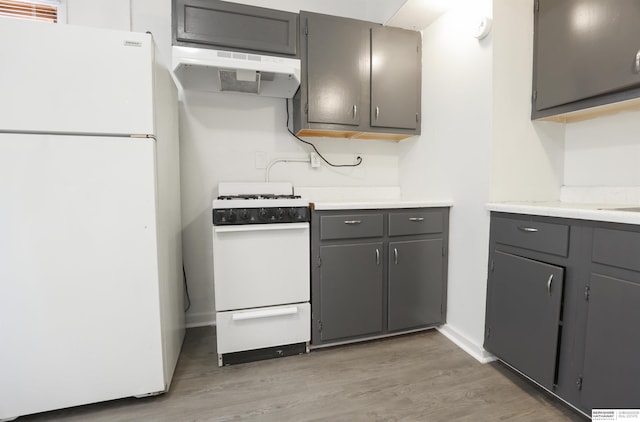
[288,207,299,219]
[226,210,237,223]
[239,209,250,221]
[259,208,272,221]
[276,208,285,220]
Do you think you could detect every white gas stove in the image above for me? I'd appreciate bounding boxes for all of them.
[211,182,310,366]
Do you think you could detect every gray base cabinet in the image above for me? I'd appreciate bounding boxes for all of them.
[532,0,640,119]
[486,212,640,414]
[319,242,384,342]
[388,239,443,331]
[485,251,564,390]
[311,208,449,347]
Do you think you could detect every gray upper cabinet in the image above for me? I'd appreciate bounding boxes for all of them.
[293,11,421,140]
[533,0,640,119]
[173,0,298,57]
[306,13,367,127]
[370,26,421,131]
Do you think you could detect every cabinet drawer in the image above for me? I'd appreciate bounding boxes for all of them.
[320,214,383,240]
[388,209,443,236]
[592,228,640,272]
[493,216,569,257]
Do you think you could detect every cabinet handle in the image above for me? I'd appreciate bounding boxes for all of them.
[547,274,554,296]
[517,226,538,233]
[353,104,357,119]
[394,248,398,265]
[409,217,424,222]
[375,248,380,265]
[344,220,361,225]
[636,50,640,73]
[375,106,380,120]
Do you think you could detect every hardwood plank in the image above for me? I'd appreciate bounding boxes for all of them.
[18,327,588,421]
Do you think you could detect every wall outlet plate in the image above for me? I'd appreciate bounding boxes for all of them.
[310,152,321,168]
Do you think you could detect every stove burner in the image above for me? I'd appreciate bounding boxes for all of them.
[217,194,302,200]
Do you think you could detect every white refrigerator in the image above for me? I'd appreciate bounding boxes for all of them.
[0,18,185,420]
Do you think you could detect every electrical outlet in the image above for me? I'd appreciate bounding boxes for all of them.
[354,153,363,165]
[310,152,321,168]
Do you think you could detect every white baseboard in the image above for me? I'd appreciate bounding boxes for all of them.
[185,311,215,328]
[437,324,496,364]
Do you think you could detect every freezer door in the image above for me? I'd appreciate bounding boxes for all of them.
[0,18,154,135]
[0,134,164,419]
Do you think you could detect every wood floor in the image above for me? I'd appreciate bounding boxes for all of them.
[20,327,588,421]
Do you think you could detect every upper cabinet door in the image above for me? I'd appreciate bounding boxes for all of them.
[174,0,298,57]
[370,26,421,130]
[305,13,367,126]
[534,0,640,113]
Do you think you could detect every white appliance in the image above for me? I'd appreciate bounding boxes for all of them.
[172,45,301,97]
[0,18,185,421]
[212,182,310,366]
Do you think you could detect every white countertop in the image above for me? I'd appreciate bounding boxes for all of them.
[487,201,640,225]
[312,200,452,210]
[294,186,452,210]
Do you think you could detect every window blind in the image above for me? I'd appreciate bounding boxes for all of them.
[0,0,58,23]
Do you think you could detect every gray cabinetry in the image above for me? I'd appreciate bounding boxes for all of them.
[485,251,564,389]
[581,227,640,410]
[388,239,443,331]
[294,12,421,140]
[305,13,367,128]
[370,26,420,131]
[311,207,448,347]
[533,0,640,119]
[173,0,298,57]
[319,242,384,342]
[486,212,640,415]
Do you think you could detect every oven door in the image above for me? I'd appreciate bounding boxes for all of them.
[213,222,310,311]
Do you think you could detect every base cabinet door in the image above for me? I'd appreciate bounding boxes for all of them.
[581,274,640,410]
[388,239,443,331]
[485,251,565,389]
[319,242,384,342]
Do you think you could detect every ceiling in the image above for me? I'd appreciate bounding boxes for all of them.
[385,0,453,30]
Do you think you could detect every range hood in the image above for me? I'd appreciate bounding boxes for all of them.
[172,46,301,98]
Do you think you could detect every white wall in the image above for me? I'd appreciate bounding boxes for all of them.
[564,110,640,187]
[490,0,564,202]
[399,1,493,361]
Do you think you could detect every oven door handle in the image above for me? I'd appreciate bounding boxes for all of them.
[231,306,299,321]
[214,222,309,233]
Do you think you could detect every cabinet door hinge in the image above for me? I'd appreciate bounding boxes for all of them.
[486,327,491,338]
[490,260,495,272]
[534,0,539,12]
[304,103,309,114]
[442,245,446,257]
[304,23,308,36]
[584,286,590,301]
[576,376,583,390]
[318,320,323,332]
[316,256,322,267]
[532,90,538,102]
[416,113,419,123]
